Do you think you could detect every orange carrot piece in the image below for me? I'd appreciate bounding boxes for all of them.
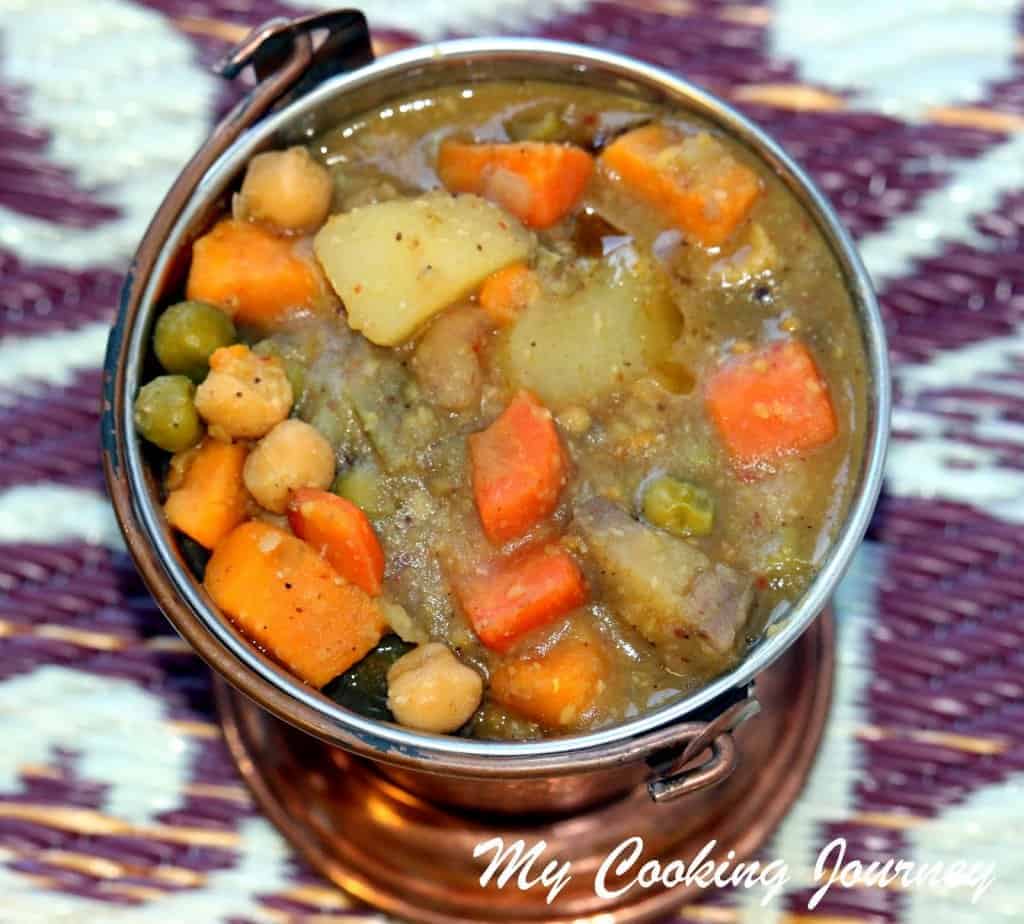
[491,636,608,729]
[186,218,321,327]
[204,521,386,687]
[478,262,540,326]
[600,124,761,246]
[164,438,248,549]
[454,546,587,653]
[437,140,594,229]
[469,391,568,544]
[705,339,838,466]
[287,488,385,596]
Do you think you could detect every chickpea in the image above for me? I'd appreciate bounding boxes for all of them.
[557,405,592,436]
[411,306,489,410]
[252,509,293,533]
[387,643,483,734]
[194,344,292,441]
[239,147,332,233]
[243,419,335,513]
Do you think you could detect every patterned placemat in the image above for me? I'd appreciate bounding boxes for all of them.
[1,1,1022,922]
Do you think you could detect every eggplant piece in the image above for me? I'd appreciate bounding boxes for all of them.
[344,351,439,473]
[322,634,415,721]
[573,497,752,675]
[177,534,210,581]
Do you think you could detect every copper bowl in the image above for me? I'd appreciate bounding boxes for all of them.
[101,11,890,814]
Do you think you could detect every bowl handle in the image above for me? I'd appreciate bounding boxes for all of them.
[646,690,761,802]
[214,10,373,104]
[103,12,373,479]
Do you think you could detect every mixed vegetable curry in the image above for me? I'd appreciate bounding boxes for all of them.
[135,82,868,740]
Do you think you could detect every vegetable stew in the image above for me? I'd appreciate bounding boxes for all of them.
[135,81,868,740]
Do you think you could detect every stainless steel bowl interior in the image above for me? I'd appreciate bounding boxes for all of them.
[121,38,891,765]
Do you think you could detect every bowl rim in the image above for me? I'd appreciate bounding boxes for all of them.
[108,36,891,769]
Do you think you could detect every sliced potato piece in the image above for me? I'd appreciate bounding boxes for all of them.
[314,192,534,346]
[498,253,680,407]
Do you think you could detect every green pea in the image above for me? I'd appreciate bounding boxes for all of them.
[153,300,236,382]
[641,475,714,538]
[332,463,394,519]
[761,553,815,598]
[505,106,567,143]
[464,702,542,741]
[133,375,203,453]
[760,531,816,598]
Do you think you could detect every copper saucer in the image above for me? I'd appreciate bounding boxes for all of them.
[216,610,834,923]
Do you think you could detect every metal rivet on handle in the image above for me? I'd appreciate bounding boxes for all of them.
[648,696,762,802]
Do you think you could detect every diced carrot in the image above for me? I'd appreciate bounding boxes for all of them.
[204,521,386,687]
[600,124,762,246]
[186,218,322,326]
[705,339,838,467]
[437,140,594,229]
[469,391,568,544]
[164,438,248,549]
[478,262,540,326]
[491,635,608,729]
[454,546,587,653]
[287,488,385,596]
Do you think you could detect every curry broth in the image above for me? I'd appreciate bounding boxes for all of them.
[294,82,865,736]
[144,80,867,740]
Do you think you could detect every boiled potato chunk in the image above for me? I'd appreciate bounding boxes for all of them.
[314,192,534,346]
[499,254,680,407]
